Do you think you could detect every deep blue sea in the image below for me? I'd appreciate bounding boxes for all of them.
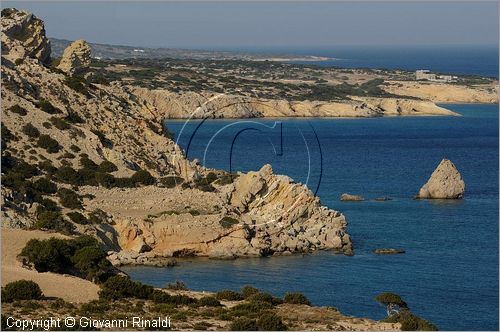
[123,104,499,330]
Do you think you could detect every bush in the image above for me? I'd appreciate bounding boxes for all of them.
[1,280,43,302]
[80,156,99,170]
[57,188,82,209]
[39,99,61,114]
[55,166,80,184]
[386,311,438,331]
[219,216,239,228]
[216,290,243,301]
[71,246,111,281]
[247,292,283,306]
[230,317,258,331]
[256,312,287,331]
[95,172,116,188]
[34,211,75,234]
[241,285,260,299]
[37,135,61,153]
[69,144,81,153]
[21,123,40,138]
[160,176,184,188]
[99,276,154,300]
[197,296,222,307]
[67,211,88,224]
[131,170,155,185]
[231,301,273,318]
[10,105,28,116]
[375,292,408,308]
[49,117,71,130]
[166,280,188,291]
[65,110,85,124]
[98,160,118,173]
[32,178,57,194]
[283,292,311,305]
[65,76,88,95]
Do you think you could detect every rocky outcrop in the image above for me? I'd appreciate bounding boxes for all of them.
[56,39,91,75]
[132,88,459,119]
[94,165,353,259]
[417,159,465,199]
[373,248,405,255]
[1,8,51,64]
[340,193,364,201]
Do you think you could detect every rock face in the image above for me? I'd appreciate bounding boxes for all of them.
[111,165,353,259]
[132,88,459,119]
[57,39,91,75]
[340,193,364,201]
[1,8,51,64]
[417,159,465,199]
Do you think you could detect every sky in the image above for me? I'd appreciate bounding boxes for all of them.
[3,1,499,49]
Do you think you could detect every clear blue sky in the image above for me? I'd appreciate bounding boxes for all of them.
[3,1,499,48]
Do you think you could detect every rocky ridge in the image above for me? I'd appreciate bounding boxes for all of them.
[1,8,352,261]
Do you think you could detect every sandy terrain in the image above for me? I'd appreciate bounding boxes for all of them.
[1,228,99,303]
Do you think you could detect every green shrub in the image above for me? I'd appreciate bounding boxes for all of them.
[216,290,243,301]
[21,238,72,272]
[49,117,71,130]
[150,290,172,304]
[80,156,98,170]
[219,216,239,228]
[385,311,438,331]
[37,135,61,153]
[88,209,109,224]
[34,211,75,234]
[160,176,184,188]
[197,296,222,307]
[283,292,311,305]
[69,144,81,153]
[99,276,154,300]
[65,111,85,124]
[230,302,273,318]
[57,188,82,209]
[131,170,155,185]
[215,173,239,185]
[166,280,188,291]
[256,312,287,331]
[32,178,57,194]
[95,172,116,188]
[71,246,110,281]
[241,285,260,299]
[55,166,80,184]
[230,317,258,331]
[21,123,40,138]
[65,76,88,95]
[247,292,283,306]
[98,160,118,173]
[1,280,43,302]
[78,300,110,315]
[10,105,27,116]
[39,100,61,114]
[67,211,88,224]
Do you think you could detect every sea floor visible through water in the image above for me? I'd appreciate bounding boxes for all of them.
[123,104,499,330]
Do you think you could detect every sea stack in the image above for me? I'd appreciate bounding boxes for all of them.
[417,159,465,199]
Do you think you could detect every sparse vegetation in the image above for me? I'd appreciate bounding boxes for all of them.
[22,123,40,138]
[283,292,311,305]
[219,216,239,228]
[10,105,27,116]
[38,99,61,114]
[37,134,61,153]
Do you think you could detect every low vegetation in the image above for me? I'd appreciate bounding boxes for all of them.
[1,280,43,302]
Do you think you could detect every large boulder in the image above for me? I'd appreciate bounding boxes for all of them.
[417,159,465,199]
[1,8,51,64]
[57,39,91,75]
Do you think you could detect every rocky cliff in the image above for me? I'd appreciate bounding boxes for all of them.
[132,88,459,119]
[1,8,352,261]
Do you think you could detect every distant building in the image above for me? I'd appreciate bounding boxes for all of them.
[416,70,457,83]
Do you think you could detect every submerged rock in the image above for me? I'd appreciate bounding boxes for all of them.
[373,248,405,255]
[340,193,364,201]
[417,159,465,199]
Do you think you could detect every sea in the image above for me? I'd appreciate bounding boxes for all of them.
[122,47,499,331]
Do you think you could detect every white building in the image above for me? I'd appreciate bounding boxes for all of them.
[416,70,457,83]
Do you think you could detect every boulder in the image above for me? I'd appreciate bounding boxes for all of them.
[1,8,51,64]
[57,39,91,75]
[373,248,405,255]
[340,193,364,201]
[417,159,465,199]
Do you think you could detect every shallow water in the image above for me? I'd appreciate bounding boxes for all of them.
[123,104,499,330]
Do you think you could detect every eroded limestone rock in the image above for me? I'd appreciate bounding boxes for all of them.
[57,39,91,75]
[417,159,465,199]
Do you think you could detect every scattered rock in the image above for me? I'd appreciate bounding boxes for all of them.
[374,197,392,201]
[340,193,364,201]
[417,159,465,199]
[57,39,91,75]
[373,248,405,255]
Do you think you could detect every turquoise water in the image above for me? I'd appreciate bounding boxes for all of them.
[123,104,499,330]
